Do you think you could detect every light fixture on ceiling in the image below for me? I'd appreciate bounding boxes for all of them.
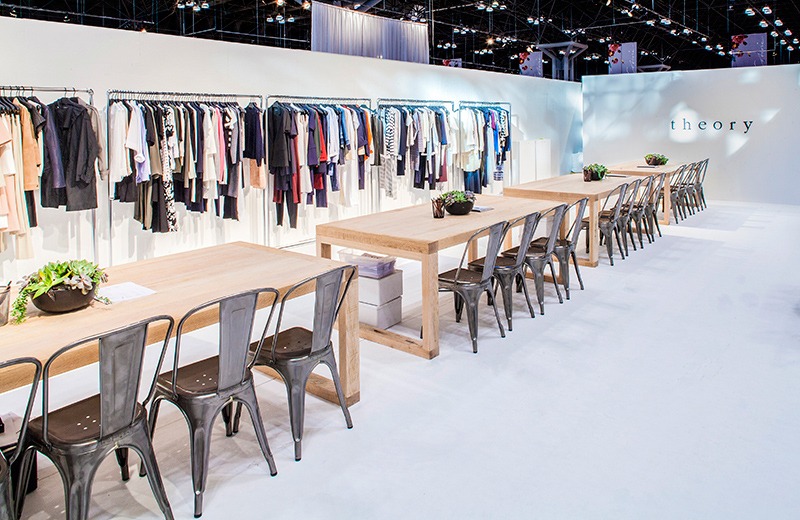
[186,0,195,6]
[744,7,755,16]
[177,2,186,8]
[670,29,677,35]
[302,1,311,9]
[527,16,534,23]
[788,45,795,50]
[193,4,201,11]
[794,38,799,43]
[276,0,285,6]
[276,13,284,21]
[774,19,783,26]
[499,4,507,10]
[780,39,787,44]
[266,15,274,22]
[646,19,655,26]
[705,45,712,50]
[660,18,671,25]
[761,6,772,15]
[785,29,792,36]
[770,30,779,37]
[683,28,691,34]
[487,37,494,45]
[492,0,499,6]
[485,6,494,12]
[692,40,698,44]
[288,15,295,22]
[759,20,768,27]
[701,36,707,42]
[476,2,486,10]
[717,50,725,55]
[200,1,209,8]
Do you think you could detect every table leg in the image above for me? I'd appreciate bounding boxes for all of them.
[661,182,672,226]
[337,274,360,406]
[468,240,479,262]
[587,199,600,267]
[420,251,440,359]
[317,239,332,259]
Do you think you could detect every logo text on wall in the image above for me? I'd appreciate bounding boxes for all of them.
[671,118,754,134]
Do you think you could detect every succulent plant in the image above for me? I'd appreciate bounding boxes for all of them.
[439,190,476,206]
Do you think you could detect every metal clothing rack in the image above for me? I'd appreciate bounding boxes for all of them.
[0,85,99,263]
[376,98,456,111]
[457,100,515,189]
[105,89,265,265]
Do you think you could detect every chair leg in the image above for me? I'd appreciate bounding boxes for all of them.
[495,273,514,331]
[531,265,545,315]
[585,225,590,253]
[614,228,625,259]
[570,251,585,290]
[603,229,614,266]
[237,386,279,475]
[322,353,353,429]
[547,259,563,304]
[517,271,536,318]
[56,452,100,520]
[284,368,310,461]
[463,297,480,353]
[186,408,216,518]
[131,424,175,520]
[487,288,506,340]
[221,404,233,437]
[557,251,570,300]
[232,402,243,434]
[14,447,36,519]
[454,293,464,323]
[114,448,130,481]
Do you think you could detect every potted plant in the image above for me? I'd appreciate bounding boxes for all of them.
[645,153,669,166]
[12,260,109,323]
[440,190,476,215]
[583,163,608,181]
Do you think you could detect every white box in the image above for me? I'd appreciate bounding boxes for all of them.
[358,269,402,306]
[359,297,402,329]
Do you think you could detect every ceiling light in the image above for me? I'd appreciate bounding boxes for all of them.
[716,43,723,49]
[794,38,799,43]
[485,6,493,12]
[276,0,285,5]
[775,19,783,26]
[476,2,485,10]
[705,45,712,50]
[527,16,534,23]
[499,4,507,10]
[186,0,195,5]
[453,27,459,32]
[762,6,772,14]
[788,45,795,51]
[692,40,698,44]
[420,17,427,22]
[771,30,779,37]
[276,13,283,21]
[683,28,691,34]
[759,20,768,28]
[200,1,209,8]
[533,18,540,25]
[785,29,792,36]
[491,1,499,6]
[701,36,707,42]
[278,18,285,24]
[718,50,725,55]
[487,49,493,54]
[670,29,677,35]
[780,39,787,44]
[487,37,494,44]
[354,3,361,7]
[193,4,201,11]
[646,19,655,26]
[266,15,274,22]
[302,1,311,9]
[437,43,443,48]
[660,18,671,25]
[287,15,295,22]
[177,2,186,8]
[745,7,755,16]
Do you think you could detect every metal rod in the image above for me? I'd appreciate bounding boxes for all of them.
[459,101,512,109]
[376,98,456,110]
[0,85,94,97]
[267,95,371,107]
[108,90,262,102]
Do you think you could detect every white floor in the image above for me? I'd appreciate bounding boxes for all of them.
[14,200,800,520]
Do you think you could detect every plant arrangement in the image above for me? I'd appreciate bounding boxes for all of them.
[12,260,109,323]
[645,153,669,166]
[439,190,476,207]
[583,163,608,181]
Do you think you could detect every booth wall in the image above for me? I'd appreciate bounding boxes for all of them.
[582,64,800,205]
[0,17,582,281]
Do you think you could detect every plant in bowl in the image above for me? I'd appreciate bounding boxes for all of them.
[645,153,669,166]
[12,260,109,323]
[583,163,608,181]
[440,190,476,215]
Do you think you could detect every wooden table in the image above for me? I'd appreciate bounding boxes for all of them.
[607,161,684,226]
[316,195,558,360]
[0,242,360,406]
[504,174,633,268]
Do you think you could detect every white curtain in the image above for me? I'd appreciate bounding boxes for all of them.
[311,2,429,64]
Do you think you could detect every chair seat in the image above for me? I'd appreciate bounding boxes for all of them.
[438,267,484,285]
[530,236,570,248]
[28,395,146,445]
[251,327,316,363]
[158,357,222,394]
[467,255,516,270]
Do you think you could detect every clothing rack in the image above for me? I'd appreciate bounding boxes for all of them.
[458,100,511,110]
[457,101,515,189]
[376,98,456,111]
[0,85,99,264]
[105,89,266,265]
[266,95,371,108]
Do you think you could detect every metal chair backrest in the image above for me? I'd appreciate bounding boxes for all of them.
[174,289,278,393]
[696,158,709,184]
[649,172,667,205]
[0,357,41,465]
[453,221,507,284]
[622,178,642,212]
[540,204,568,255]
[565,197,589,247]
[41,316,174,445]
[267,265,356,360]
[636,176,654,207]
[670,163,690,189]
[601,183,629,222]
[506,212,542,269]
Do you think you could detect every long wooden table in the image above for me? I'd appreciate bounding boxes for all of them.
[0,242,360,406]
[316,194,558,360]
[504,174,633,267]
[607,160,684,226]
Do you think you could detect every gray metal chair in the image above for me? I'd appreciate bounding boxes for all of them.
[582,183,628,265]
[147,289,279,518]
[467,212,541,331]
[506,204,568,315]
[693,158,709,210]
[0,357,41,520]
[439,221,507,353]
[667,163,692,223]
[544,197,588,300]
[248,265,356,462]
[645,171,667,241]
[615,177,642,256]
[627,175,653,250]
[25,316,175,520]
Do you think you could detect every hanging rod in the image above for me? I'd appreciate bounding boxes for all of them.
[267,95,371,107]
[0,85,94,97]
[107,90,262,102]
[459,100,512,109]
[376,98,456,110]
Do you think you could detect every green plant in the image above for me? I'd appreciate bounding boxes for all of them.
[11,260,108,323]
[645,153,669,165]
[439,190,476,206]
[584,163,608,179]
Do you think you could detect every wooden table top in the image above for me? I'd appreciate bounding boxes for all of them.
[316,195,558,256]
[503,174,633,202]
[0,242,346,367]
[608,161,683,176]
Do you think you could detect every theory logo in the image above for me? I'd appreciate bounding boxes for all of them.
[671,118,754,134]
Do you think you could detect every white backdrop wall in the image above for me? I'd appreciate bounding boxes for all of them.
[582,64,800,205]
[0,17,582,282]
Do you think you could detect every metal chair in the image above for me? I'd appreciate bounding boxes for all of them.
[615,177,642,256]
[147,289,279,518]
[467,212,541,331]
[645,171,667,241]
[24,317,175,520]
[693,158,709,210]
[506,204,568,315]
[248,265,356,462]
[0,358,41,520]
[544,197,588,300]
[667,163,692,223]
[439,221,507,353]
[582,183,628,266]
[626,176,653,251]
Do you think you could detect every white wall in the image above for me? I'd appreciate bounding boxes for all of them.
[0,17,582,281]
[582,64,800,205]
